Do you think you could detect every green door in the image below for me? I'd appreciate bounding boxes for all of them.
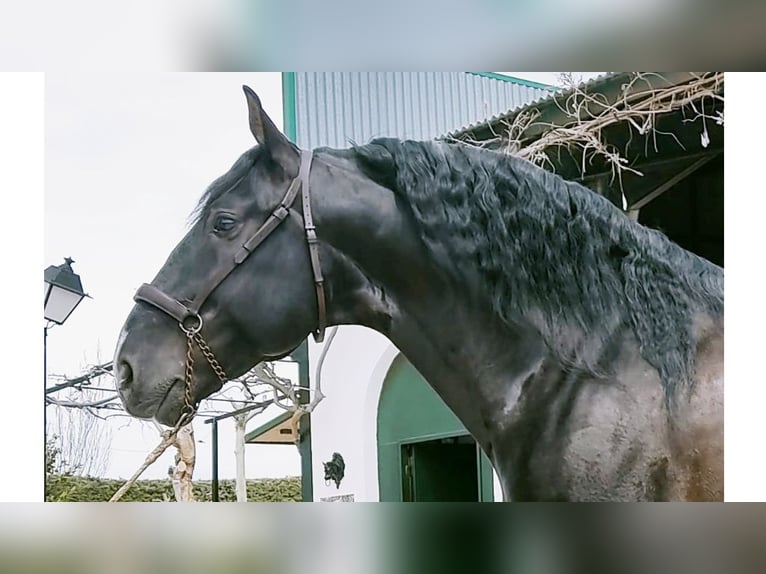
[377,354,494,502]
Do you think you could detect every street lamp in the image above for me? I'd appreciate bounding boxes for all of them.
[44,258,89,492]
[44,256,90,395]
[44,257,89,325]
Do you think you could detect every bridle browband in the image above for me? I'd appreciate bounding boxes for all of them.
[132,149,327,424]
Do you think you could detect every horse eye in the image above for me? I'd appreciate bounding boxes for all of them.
[213,215,237,233]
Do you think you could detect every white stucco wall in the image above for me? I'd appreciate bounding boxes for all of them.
[308,326,504,502]
[308,325,396,502]
[493,470,504,501]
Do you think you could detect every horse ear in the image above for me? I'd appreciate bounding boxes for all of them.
[242,85,298,171]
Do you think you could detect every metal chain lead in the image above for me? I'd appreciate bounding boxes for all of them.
[173,326,230,428]
[193,332,229,383]
[174,331,199,429]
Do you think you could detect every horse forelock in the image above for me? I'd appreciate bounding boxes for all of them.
[190,146,264,226]
[353,138,724,401]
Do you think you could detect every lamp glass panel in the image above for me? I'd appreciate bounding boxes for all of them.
[44,285,82,324]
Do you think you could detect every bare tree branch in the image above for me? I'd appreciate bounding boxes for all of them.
[109,427,180,502]
[46,361,113,394]
[46,394,120,408]
[48,362,115,477]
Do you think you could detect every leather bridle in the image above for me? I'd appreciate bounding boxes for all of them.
[132,149,327,424]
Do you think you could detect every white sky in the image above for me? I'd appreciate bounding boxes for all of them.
[44,73,300,480]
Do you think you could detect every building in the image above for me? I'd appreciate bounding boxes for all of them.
[248,73,725,502]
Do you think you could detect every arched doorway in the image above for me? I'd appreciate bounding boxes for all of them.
[377,354,494,501]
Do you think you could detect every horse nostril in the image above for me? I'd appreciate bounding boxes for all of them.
[117,361,133,390]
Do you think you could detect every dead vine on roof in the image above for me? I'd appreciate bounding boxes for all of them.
[459,72,724,193]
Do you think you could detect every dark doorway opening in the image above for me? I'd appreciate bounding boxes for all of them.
[401,435,480,502]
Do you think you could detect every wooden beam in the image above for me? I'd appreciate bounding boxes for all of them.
[575,149,722,184]
[628,152,721,211]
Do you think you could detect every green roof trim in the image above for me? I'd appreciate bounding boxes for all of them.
[467,72,558,91]
[245,411,293,443]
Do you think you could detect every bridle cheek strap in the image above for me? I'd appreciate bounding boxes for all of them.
[134,148,327,345]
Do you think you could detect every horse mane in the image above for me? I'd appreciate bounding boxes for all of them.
[353,138,724,399]
[190,146,263,225]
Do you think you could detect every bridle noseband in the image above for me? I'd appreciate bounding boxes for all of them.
[132,149,327,425]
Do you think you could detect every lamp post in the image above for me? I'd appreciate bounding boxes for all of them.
[43,257,89,482]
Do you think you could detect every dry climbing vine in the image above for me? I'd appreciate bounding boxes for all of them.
[455,72,724,191]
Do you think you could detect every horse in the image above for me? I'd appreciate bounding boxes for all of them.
[114,86,724,501]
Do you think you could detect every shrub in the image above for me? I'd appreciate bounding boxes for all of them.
[45,475,301,502]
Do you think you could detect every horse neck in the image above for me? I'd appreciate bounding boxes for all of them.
[313,159,549,446]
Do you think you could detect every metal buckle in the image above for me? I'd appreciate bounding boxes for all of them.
[179,313,203,335]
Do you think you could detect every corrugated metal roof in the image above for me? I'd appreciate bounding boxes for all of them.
[442,72,623,140]
[292,72,553,150]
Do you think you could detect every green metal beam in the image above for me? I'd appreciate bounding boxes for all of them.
[282,72,312,501]
[281,72,297,141]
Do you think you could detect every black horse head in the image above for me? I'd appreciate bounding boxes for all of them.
[113,86,416,427]
[113,88,345,425]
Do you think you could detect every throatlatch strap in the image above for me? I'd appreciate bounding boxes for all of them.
[299,150,327,342]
